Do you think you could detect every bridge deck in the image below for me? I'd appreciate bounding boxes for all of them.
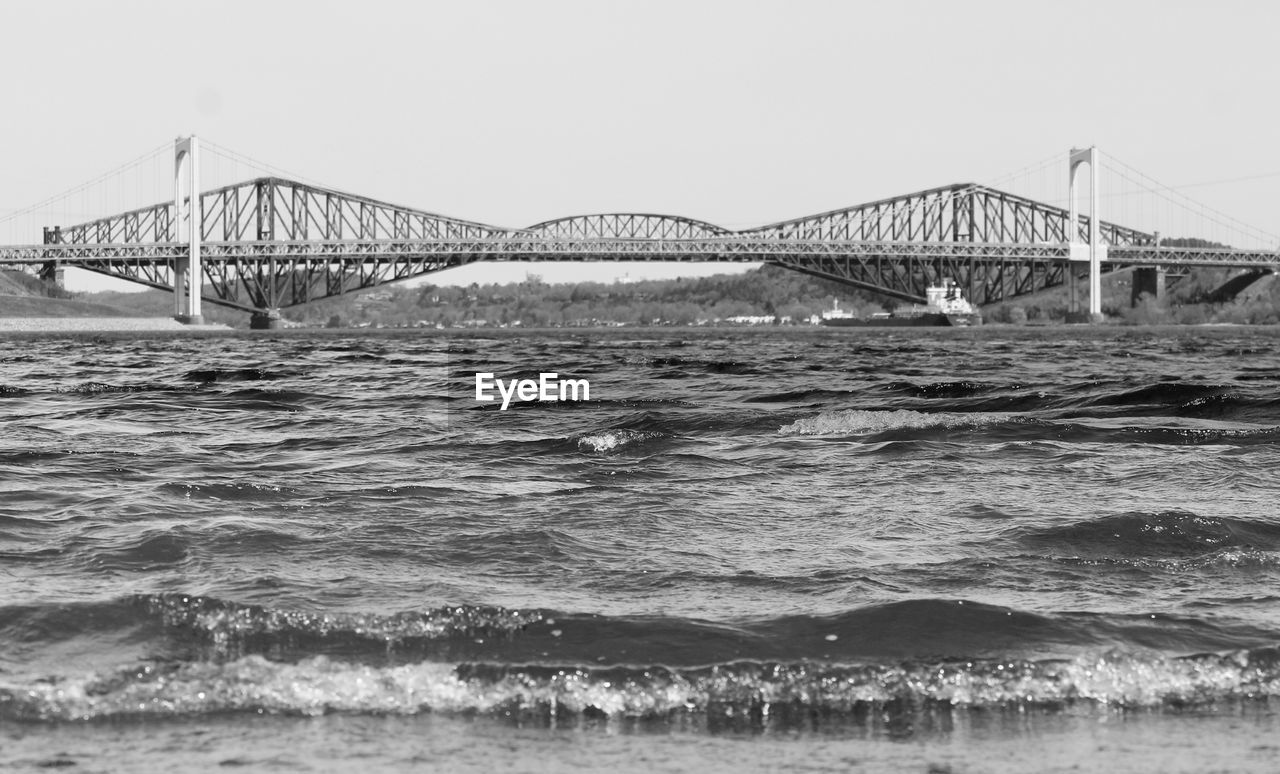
[1,240,1276,268]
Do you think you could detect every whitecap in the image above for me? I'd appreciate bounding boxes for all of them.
[778,409,1014,437]
[575,429,666,453]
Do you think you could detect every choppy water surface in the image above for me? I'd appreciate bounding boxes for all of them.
[4,326,1280,772]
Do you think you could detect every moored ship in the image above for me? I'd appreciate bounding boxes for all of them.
[820,279,980,327]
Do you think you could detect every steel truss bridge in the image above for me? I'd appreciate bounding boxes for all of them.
[2,167,1277,324]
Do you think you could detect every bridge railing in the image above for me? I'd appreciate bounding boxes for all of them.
[8,237,1278,268]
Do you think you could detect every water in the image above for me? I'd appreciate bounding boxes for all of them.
[3,326,1280,772]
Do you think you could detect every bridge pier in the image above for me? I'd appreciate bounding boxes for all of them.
[1064,269,1094,323]
[250,309,283,330]
[37,261,64,290]
[1131,266,1165,305]
[39,229,65,291]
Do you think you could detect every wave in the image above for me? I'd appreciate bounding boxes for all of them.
[196,388,316,411]
[1077,382,1280,421]
[745,388,854,404]
[5,593,1280,724]
[0,596,540,658]
[58,382,196,395]
[1088,382,1236,408]
[66,381,132,395]
[749,379,1280,422]
[646,356,760,375]
[155,481,309,502]
[6,595,1276,667]
[747,382,1057,413]
[1021,511,1280,559]
[566,407,784,437]
[88,532,191,570]
[778,409,1018,437]
[6,647,1280,723]
[37,384,320,411]
[0,450,79,465]
[778,409,1280,445]
[575,429,670,453]
[183,367,294,383]
[585,398,700,409]
[143,595,543,652]
[1044,420,1280,445]
[883,380,1003,398]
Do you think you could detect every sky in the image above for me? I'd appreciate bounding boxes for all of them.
[2,0,1279,292]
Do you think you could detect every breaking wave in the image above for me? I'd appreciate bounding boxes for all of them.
[778,409,1017,436]
[6,648,1280,723]
[575,429,670,452]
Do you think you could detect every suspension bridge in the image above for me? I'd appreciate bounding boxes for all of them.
[0,138,1276,327]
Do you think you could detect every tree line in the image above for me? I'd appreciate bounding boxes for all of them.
[288,267,889,328]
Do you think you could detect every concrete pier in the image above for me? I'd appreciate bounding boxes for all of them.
[1131,266,1165,305]
[250,310,282,330]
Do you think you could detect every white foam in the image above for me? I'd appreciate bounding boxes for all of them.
[576,429,664,452]
[778,409,1014,437]
[7,649,1280,721]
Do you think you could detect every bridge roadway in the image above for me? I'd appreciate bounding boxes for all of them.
[1,238,1277,266]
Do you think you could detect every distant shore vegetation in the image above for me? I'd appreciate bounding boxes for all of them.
[4,263,1279,328]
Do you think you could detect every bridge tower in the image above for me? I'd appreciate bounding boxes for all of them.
[1068,146,1105,320]
[173,136,203,325]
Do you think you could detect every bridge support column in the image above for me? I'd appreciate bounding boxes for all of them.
[250,309,282,330]
[1131,266,1165,306]
[38,262,65,290]
[1066,269,1082,320]
[173,136,204,325]
[1069,146,1105,322]
[39,228,65,292]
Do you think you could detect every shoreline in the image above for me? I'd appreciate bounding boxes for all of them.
[0,317,232,333]
[0,317,1268,335]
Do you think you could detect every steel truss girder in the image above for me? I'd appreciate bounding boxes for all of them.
[46,178,508,247]
[44,180,1160,251]
[525,213,730,240]
[745,184,1154,247]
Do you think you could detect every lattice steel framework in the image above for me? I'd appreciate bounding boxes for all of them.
[5,178,1276,313]
[746,184,1152,246]
[753,184,1162,304]
[526,214,730,240]
[48,178,505,246]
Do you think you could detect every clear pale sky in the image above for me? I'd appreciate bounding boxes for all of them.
[2,0,1278,291]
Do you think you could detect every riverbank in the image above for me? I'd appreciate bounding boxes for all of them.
[0,317,231,332]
